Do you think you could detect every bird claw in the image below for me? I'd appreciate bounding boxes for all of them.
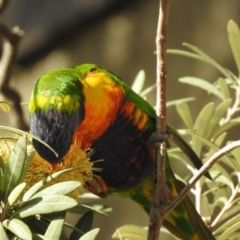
[147,130,172,148]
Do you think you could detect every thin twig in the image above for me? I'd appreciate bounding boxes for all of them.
[162,140,240,218]
[211,183,240,228]
[195,173,202,213]
[223,79,240,123]
[147,0,170,240]
[0,22,28,130]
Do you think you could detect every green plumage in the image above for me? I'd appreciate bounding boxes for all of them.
[29,63,215,240]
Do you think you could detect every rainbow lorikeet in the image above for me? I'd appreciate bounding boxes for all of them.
[28,64,215,240]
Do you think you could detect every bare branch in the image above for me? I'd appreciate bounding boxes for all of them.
[147,0,170,239]
[0,22,28,130]
[211,183,239,228]
[162,140,240,218]
[224,79,240,123]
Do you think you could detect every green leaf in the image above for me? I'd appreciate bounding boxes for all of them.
[211,196,228,210]
[8,182,26,206]
[201,186,220,197]
[22,168,79,201]
[167,97,195,108]
[0,101,11,113]
[230,146,240,170]
[112,225,147,240]
[217,221,240,240]
[168,148,195,178]
[168,149,188,165]
[0,126,30,136]
[231,195,240,207]
[80,203,110,216]
[79,228,100,240]
[140,84,156,97]
[44,211,66,240]
[168,48,237,82]
[179,77,225,100]
[0,221,9,240]
[0,155,5,173]
[192,102,215,155]
[206,99,232,139]
[31,233,49,240]
[2,136,27,202]
[214,213,240,235]
[26,215,51,236]
[70,211,94,240]
[176,101,194,129]
[212,165,234,190]
[227,20,240,74]
[32,181,81,199]
[15,195,77,218]
[217,78,230,99]
[2,219,32,240]
[183,43,237,82]
[205,132,227,165]
[212,118,240,139]
[167,49,205,61]
[0,155,5,197]
[186,131,232,166]
[0,126,58,158]
[19,150,35,183]
[69,204,110,217]
[131,70,145,94]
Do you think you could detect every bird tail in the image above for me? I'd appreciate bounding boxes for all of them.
[163,187,215,240]
[162,158,215,240]
[130,159,215,240]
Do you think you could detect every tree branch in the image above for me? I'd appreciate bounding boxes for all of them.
[162,140,240,218]
[223,79,240,123]
[147,0,170,239]
[0,21,28,130]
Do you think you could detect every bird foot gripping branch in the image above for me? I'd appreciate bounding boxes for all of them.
[147,130,171,148]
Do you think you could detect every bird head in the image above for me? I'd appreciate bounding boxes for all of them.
[28,68,85,166]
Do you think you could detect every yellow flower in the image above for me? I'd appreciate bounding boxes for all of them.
[0,136,93,199]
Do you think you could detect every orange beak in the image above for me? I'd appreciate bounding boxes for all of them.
[49,163,59,170]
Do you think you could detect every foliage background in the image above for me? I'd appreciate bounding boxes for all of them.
[1,0,240,239]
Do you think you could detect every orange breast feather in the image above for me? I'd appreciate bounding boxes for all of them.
[72,71,124,148]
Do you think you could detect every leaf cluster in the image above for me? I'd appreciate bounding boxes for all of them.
[167,19,240,240]
[0,131,103,240]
